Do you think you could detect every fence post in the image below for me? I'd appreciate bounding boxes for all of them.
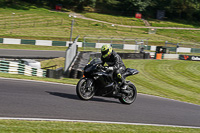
[70,19,75,42]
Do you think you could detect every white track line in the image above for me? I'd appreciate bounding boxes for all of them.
[0,117,200,129]
[0,77,200,129]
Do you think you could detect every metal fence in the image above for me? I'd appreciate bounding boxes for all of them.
[83,36,149,45]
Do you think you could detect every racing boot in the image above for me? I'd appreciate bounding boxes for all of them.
[120,83,130,94]
[117,73,130,94]
[120,78,130,94]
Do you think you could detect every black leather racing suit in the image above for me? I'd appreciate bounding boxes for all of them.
[101,50,126,85]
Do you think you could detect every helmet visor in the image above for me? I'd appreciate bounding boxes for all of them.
[102,48,112,58]
[102,49,109,55]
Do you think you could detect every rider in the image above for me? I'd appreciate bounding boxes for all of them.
[101,44,128,93]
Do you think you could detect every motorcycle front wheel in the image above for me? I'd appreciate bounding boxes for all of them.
[119,82,137,105]
[76,77,95,100]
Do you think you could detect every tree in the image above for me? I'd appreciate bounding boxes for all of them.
[115,0,153,16]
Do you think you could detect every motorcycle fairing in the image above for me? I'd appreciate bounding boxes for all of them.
[123,68,139,78]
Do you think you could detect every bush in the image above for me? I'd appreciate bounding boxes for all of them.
[93,23,101,26]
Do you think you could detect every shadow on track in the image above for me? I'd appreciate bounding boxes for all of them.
[46,91,119,104]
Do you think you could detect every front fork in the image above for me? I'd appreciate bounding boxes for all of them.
[85,78,94,91]
[112,81,121,95]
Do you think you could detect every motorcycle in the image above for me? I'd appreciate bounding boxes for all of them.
[76,58,139,104]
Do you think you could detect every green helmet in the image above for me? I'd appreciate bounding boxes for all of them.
[101,44,112,58]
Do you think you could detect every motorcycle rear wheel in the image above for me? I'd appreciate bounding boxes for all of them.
[119,82,137,104]
[76,78,95,100]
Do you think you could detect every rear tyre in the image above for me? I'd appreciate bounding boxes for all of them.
[76,78,95,100]
[119,82,137,105]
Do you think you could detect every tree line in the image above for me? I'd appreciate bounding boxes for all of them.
[1,0,200,21]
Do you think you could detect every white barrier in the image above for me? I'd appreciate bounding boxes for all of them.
[1,38,199,53]
[177,47,191,53]
[96,43,109,48]
[35,40,52,46]
[163,54,179,59]
[0,60,46,77]
[64,42,77,72]
[64,35,80,73]
[124,44,139,50]
[3,38,21,44]
[150,46,157,51]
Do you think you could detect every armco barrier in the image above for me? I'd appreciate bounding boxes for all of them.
[0,60,46,77]
[0,38,199,53]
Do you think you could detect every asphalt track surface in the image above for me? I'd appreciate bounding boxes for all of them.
[0,78,200,128]
[0,49,65,58]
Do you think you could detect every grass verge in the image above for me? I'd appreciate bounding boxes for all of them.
[0,120,199,133]
[0,72,79,85]
[125,59,200,105]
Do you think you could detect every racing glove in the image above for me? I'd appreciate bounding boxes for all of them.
[106,67,114,72]
[97,65,104,70]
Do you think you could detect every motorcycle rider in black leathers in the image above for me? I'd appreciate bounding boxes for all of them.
[101,44,128,93]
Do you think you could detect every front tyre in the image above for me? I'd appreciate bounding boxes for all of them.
[119,82,137,105]
[76,78,95,100]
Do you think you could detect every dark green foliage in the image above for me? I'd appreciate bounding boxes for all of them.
[1,0,200,21]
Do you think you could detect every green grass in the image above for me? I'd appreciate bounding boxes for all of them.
[83,12,145,26]
[0,120,199,133]
[157,29,200,46]
[124,59,200,105]
[83,13,200,28]
[41,57,65,69]
[0,8,200,47]
[0,72,79,85]
[148,19,200,28]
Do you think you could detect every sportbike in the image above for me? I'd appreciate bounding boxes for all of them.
[76,58,139,104]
